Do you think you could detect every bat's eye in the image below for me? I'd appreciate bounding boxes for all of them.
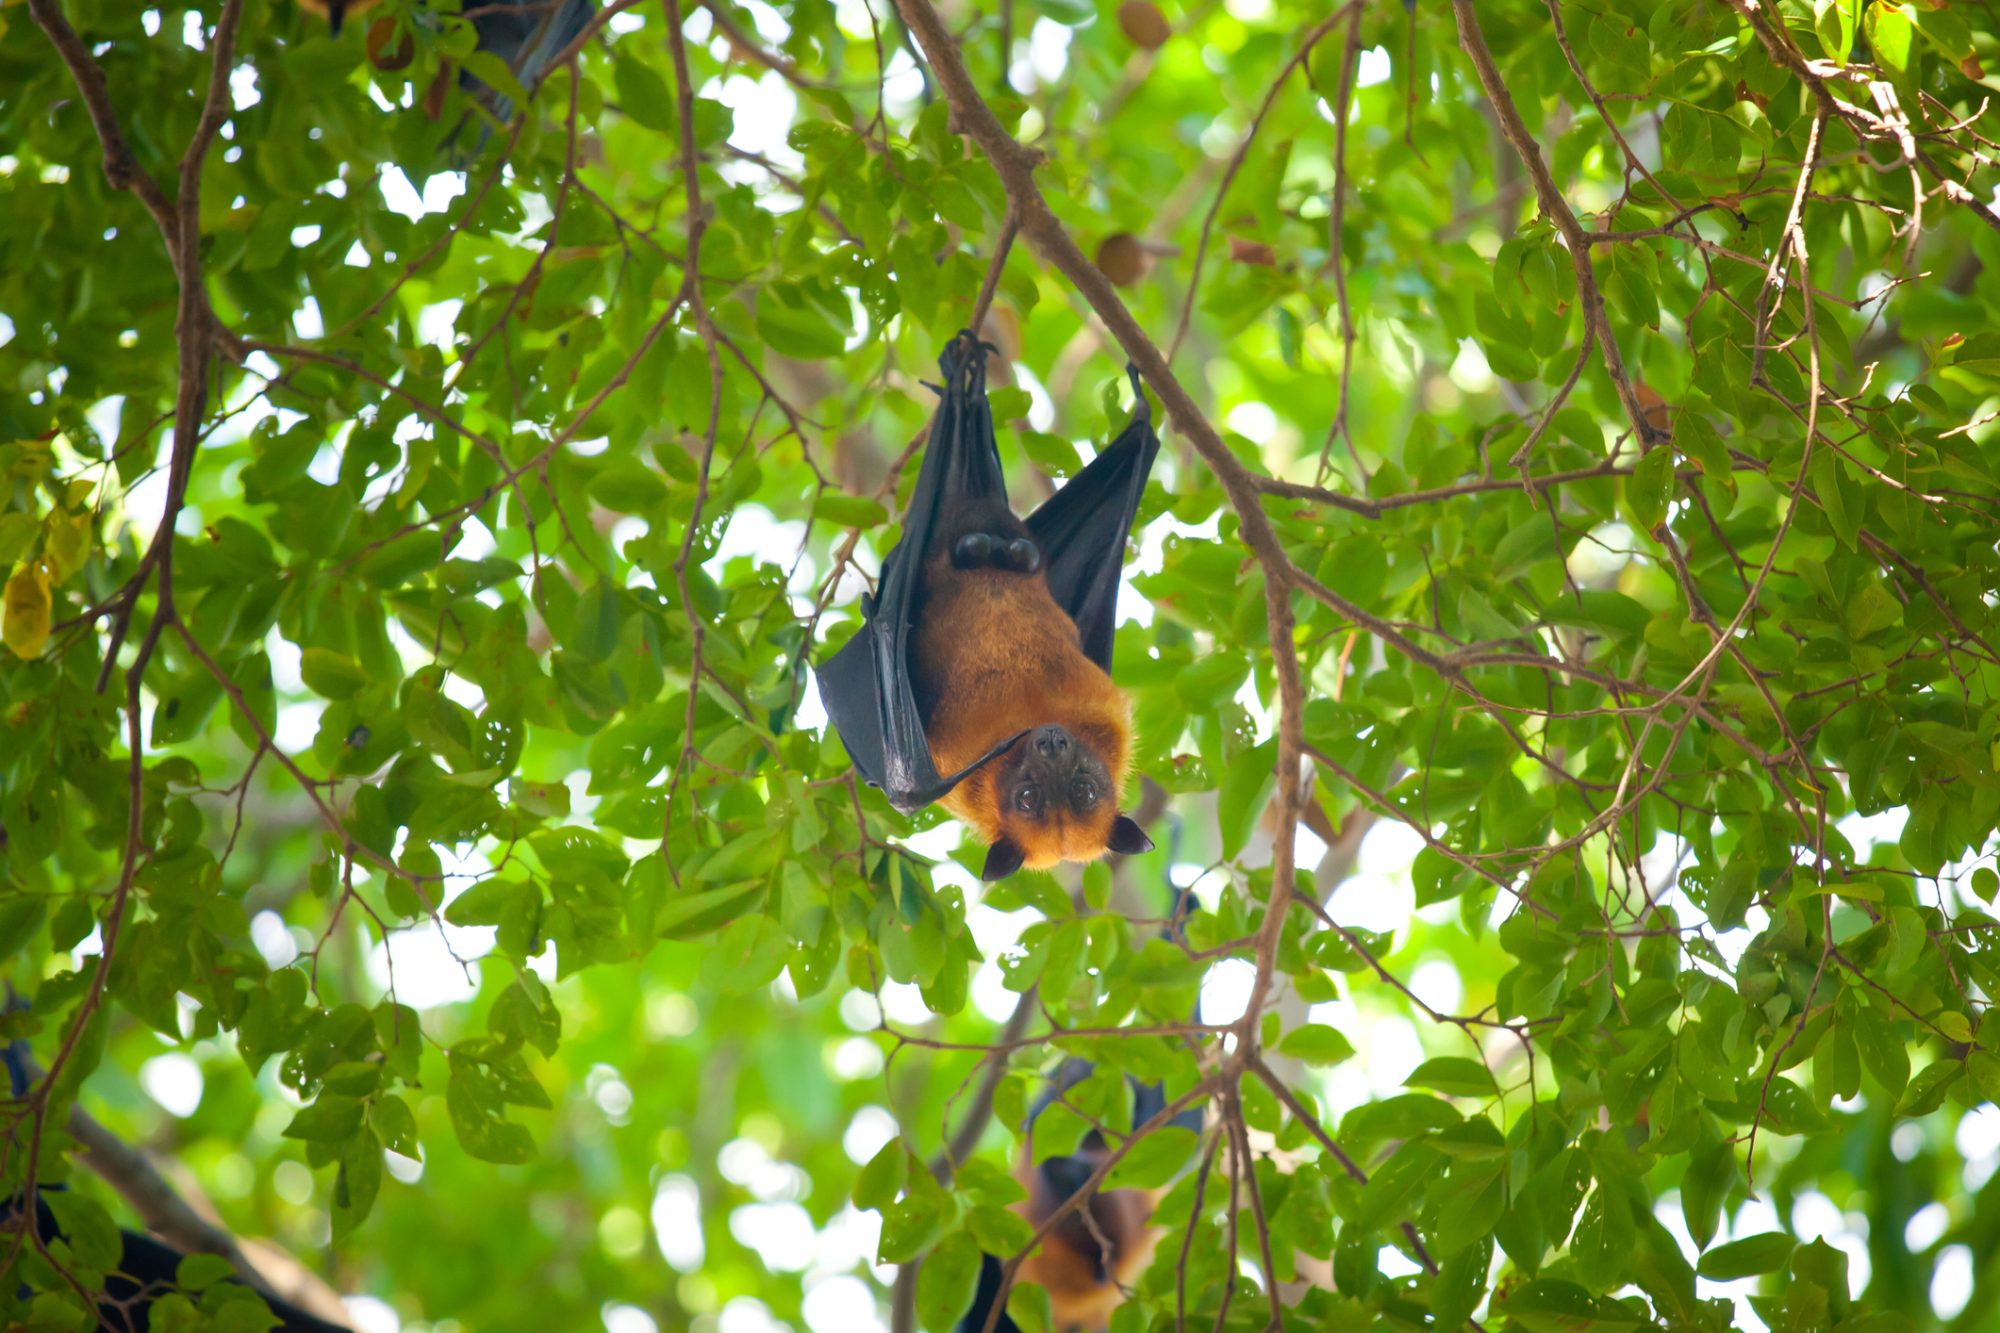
[1070,779,1097,809]
[1014,785,1040,814]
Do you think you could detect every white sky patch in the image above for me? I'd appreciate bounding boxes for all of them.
[832,0,878,41]
[877,980,934,1027]
[814,1205,880,1273]
[1294,817,1329,870]
[715,73,800,171]
[293,296,324,341]
[793,671,828,734]
[603,1304,657,1333]
[1376,1244,1422,1278]
[730,1202,817,1271]
[829,1036,882,1081]
[802,1275,886,1333]
[1329,821,1423,933]
[379,168,468,222]
[718,1299,787,1333]
[139,1053,204,1117]
[182,9,206,49]
[1008,17,1072,93]
[1934,1245,1973,1318]
[368,929,483,1009]
[1905,1201,1949,1253]
[970,900,1038,1022]
[272,701,325,755]
[291,224,321,248]
[251,910,301,969]
[229,64,260,111]
[1959,1105,2000,1190]
[718,1137,809,1201]
[652,1175,706,1272]
[1449,338,1495,393]
[1356,45,1392,87]
[1010,361,1059,434]
[710,503,807,576]
[837,988,880,1031]
[609,8,646,33]
[1837,807,1910,858]
[342,1296,400,1333]
[1408,957,1463,1015]
[881,49,926,113]
[417,299,463,349]
[1200,958,1257,1026]
[1891,1121,1926,1162]
[1226,401,1278,445]
[841,1105,899,1164]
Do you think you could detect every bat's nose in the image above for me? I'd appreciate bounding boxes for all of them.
[1032,725,1070,757]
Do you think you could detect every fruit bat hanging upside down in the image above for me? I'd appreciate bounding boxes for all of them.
[816,334,1160,881]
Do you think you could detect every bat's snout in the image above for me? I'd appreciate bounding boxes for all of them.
[1031,724,1072,757]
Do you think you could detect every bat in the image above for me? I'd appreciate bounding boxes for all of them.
[817,333,1160,881]
[959,883,1206,1330]
[1,1039,352,1333]
[296,0,595,124]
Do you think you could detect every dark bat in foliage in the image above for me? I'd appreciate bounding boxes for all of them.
[959,884,1206,1331]
[817,334,1160,881]
[297,0,595,124]
[2,1039,351,1333]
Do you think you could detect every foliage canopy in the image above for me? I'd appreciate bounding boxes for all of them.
[4,0,2000,1328]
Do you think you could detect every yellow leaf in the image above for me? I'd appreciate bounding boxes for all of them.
[45,510,91,584]
[3,562,52,659]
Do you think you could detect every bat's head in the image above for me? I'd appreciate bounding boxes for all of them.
[297,0,380,36]
[978,724,1150,881]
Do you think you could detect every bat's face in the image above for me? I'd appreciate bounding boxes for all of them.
[979,725,1151,881]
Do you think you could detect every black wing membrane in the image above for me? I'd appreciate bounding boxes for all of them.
[818,336,1018,812]
[817,339,1158,813]
[1026,365,1160,673]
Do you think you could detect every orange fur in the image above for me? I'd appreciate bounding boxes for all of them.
[912,556,1131,869]
[1013,1146,1164,1329]
[296,0,382,19]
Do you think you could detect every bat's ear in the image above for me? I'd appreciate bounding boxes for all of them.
[980,838,1026,882]
[1107,815,1153,857]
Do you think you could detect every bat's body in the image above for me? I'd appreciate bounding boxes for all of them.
[297,0,594,124]
[958,889,1205,1331]
[1011,1131,1166,1327]
[818,336,1158,880]
[913,523,1132,871]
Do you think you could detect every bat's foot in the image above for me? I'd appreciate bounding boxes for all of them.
[996,537,1041,574]
[952,532,996,569]
[952,533,1043,574]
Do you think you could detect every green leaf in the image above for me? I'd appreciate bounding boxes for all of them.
[1494,1279,1646,1331]
[282,1095,365,1142]
[1696,1231,1797,1279]
[1853,1006,1909,1100]
[1405,1057,1498,1098]
[1625,446,1674,532]
[854,1141,908,1210]
[1899,1058,1964,1116]
[1276,1023,1356,1067]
